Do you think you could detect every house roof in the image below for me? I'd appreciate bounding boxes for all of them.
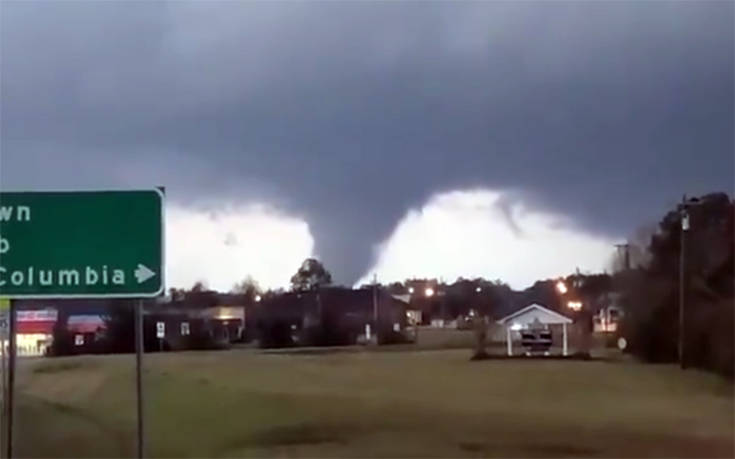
[497,303,573,325]
[391,294,411,304]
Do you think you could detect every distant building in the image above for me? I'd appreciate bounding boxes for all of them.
[144,292,250,350]
[593,293,624,333]
[9,294,252,356]
[15,308,57,356]
[252,287,409,347]
[199,305,246,341]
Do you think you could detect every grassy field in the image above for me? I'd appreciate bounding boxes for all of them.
[10,348,734,458]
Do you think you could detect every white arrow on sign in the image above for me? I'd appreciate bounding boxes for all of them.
[134,264,156,284]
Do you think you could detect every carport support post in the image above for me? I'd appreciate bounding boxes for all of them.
[562,323,568,356]
[506,326,512,356]
[135,300,145,458]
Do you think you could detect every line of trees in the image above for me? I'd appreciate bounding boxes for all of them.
[618,192,733,378]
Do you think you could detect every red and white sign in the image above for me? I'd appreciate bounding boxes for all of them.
[17,308,57,334]
[17,309,58,322]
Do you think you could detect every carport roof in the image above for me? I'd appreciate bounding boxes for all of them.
[497,303,573,325]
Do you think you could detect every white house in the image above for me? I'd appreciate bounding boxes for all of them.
[496,303,574,356]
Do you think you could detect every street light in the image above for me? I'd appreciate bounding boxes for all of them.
[424,287,435,298]
[567,301,582,311]
[254,294,262,303]
[556,280,568,295]
[408,287,415,294]
[475,287,482,293]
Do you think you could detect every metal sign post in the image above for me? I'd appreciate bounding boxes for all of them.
[156,322,164,352]
[135,301,145,459]
[0,320,4,459]
[4,301,15,459]
[0,298,8,459]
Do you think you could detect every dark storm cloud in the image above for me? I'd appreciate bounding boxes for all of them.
[2,1,733,283]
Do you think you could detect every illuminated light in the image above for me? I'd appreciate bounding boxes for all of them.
[424,287,435,297]
[254,294,262,303]
[475,287,482,293]
[567,301,582,311]
[408,287,415,294]
[15,332,53,356]
[510,323,523,331]
[556,281,568,294]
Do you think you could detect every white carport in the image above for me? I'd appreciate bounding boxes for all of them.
[497,303,574,356]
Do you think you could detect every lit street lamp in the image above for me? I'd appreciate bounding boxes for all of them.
[424,287,435,298]
[556,280,568,295]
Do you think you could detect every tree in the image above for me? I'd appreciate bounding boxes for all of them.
[191,281,208,293]
[168,287,185,301]
[471,315,490,360]
[102,301,135,353]
[49,307,73,356]
[290,258,333,291]
[231,276,261,297]
[620,192,734,377]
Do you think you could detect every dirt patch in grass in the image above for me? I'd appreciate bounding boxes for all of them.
[220,421,367,454]
[457,441,486,453]
[457,440,599,457]
[32,360,96,374]
[524,443,599,457]
[250,423,348,446]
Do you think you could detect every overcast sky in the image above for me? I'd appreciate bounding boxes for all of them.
[1,2,732,290]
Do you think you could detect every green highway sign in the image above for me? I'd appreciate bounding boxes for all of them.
[0,190,164,298]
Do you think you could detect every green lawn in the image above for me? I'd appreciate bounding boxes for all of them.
[11,349,734,458]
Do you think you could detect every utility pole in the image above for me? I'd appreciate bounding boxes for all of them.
[615,243,631,271]
[439,277,446,326]
[316,283,323,327]
[679,195,689,370]
[372,274,378,344]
